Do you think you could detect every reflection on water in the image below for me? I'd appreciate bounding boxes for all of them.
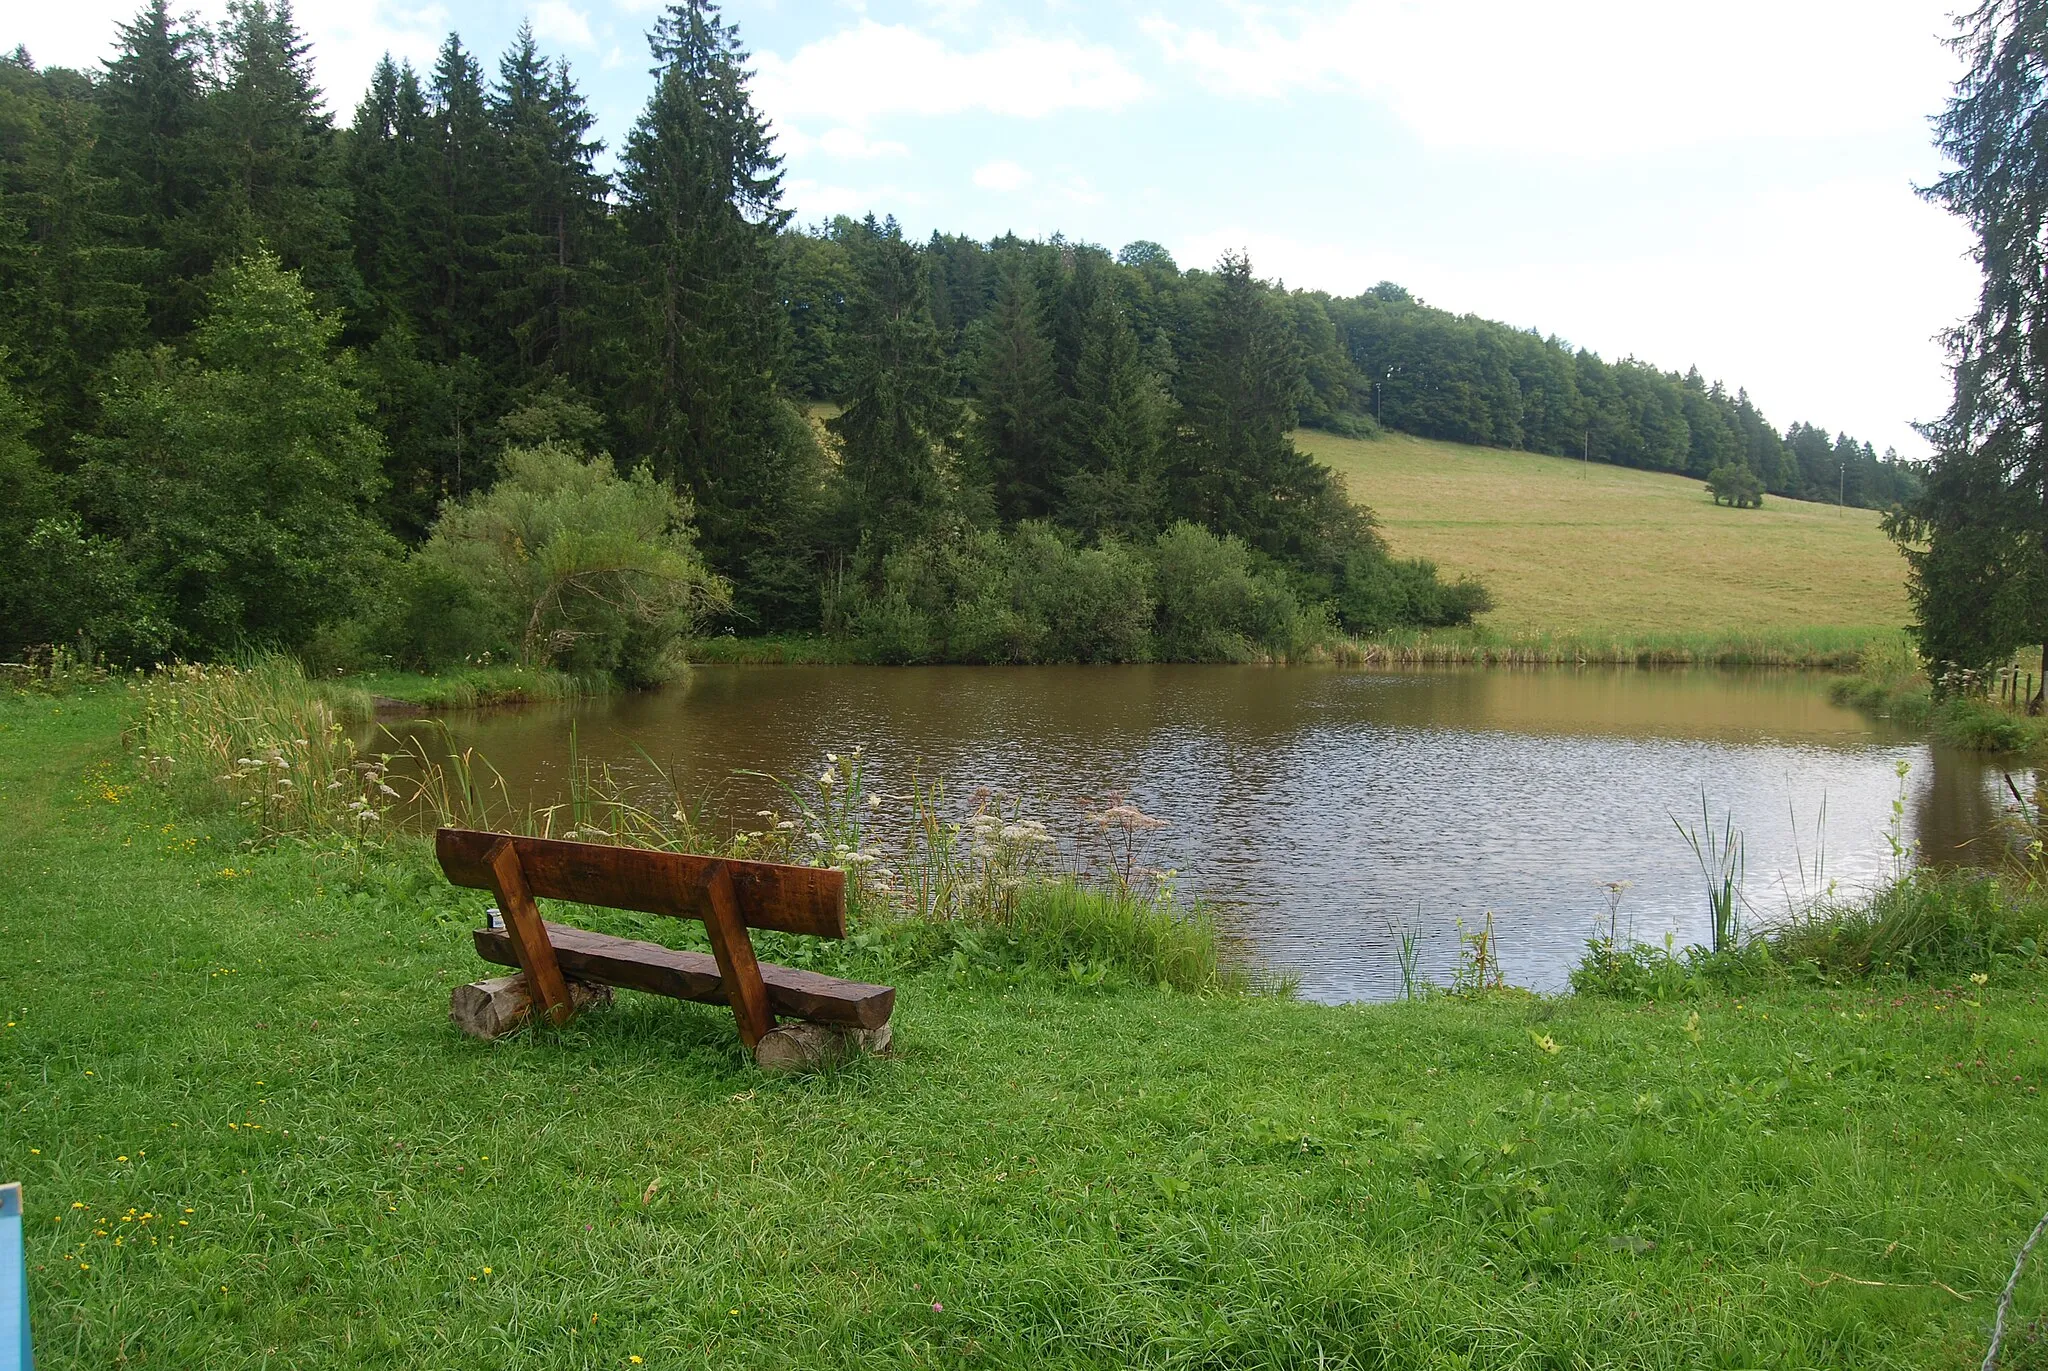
[379,665,2022,1002]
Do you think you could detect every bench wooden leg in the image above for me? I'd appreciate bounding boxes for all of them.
[698,861,774,1051]
[484,837,575,1027]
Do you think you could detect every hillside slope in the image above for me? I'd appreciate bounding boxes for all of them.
[1298,430,1910,635]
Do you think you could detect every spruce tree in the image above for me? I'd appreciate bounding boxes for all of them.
[199,1,353,304]
[829,219,959,551]
[1057,279,1166,541]
[489,25,607,383]
[0,54,148,456]
[1169,252,1330,562]
[614,0,801,596]
[972,251,1058,522]
[95,0,208,338]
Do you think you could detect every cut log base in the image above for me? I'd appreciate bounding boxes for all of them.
[753,1021,893,1074]
[450,973,612,1041]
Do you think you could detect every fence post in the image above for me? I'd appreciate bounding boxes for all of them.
[1,1182,28,1371]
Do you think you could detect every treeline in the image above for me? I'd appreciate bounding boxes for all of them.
[0,1,1894,674]
[794,243,1918,511]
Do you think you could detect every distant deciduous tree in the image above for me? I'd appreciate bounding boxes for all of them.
[1706,464,1763,508]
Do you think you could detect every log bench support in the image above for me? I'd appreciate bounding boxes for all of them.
[435,827,895,1069]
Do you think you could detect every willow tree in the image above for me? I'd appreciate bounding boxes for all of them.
[1890,0,2048,696]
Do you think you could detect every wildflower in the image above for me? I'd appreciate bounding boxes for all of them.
[1971,972,1990,986]
[631,1358,643,1365]
[483,1267,492,1275]
[819,768,836,787]
[826,753,839,764]
[868,794,882,809]
[933,1302,944,1312]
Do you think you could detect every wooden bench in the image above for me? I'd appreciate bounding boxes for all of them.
[435,827,894,1069]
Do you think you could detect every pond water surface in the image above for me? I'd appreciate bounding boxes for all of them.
[386,665,2026,1002]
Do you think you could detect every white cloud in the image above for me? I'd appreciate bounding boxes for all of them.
[973,159,1031,191]
[820,127,910,159]
[1146,1,1960,155]
[752,20,1145,127]
[9,0,444,113]
[530,2,596,49]
[1171,176,1976,458]
[785,178,929,220]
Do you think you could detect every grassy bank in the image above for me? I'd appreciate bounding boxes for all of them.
[305,664,593,717]
[690,625,1901,671]
[1299,429,1909,636]
[6,686,2048,1365]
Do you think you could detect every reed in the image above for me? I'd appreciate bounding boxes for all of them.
[1675,794,1745,954]
[1322,624,1897,670]
[130,656,399,846]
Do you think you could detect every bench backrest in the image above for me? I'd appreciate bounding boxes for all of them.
[435,828,846,938]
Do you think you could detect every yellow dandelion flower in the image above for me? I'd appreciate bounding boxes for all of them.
[631,1359,643,1366]
[483,1267,492,1275]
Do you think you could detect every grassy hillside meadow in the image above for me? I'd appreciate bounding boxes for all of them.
[1298,430,1910,635]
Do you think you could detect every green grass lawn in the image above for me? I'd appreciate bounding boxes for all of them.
[6,688,2047,1368]
[1298,430,1910,636]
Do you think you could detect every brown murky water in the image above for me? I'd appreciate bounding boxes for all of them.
[382,664,2020,1002]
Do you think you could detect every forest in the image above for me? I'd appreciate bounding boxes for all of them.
[0,0,1920,677]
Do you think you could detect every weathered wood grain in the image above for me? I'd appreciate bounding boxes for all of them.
[483,837,573,1026]
[697,861,774,1049]
[472,922,895,1029]
[436,828,845,939]
[449,973,612,1041]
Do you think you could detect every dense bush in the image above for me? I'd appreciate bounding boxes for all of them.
[828,522,1154,664]
[379,443,730,685]
[1336,553,1494,635]
[1149,522,1316,661]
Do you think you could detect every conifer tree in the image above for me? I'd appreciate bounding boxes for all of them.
[95,0,208,337]
[1169,252,1331,561]
[615,0,798,587]
[973,251,1058,522]
[489,25,607,382]
[1058,279,1166,541]
[829,219,960,551]
[0,54,147,455]
[200,1,352,303]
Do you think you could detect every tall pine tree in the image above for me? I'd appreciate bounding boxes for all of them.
[615,0,799,592]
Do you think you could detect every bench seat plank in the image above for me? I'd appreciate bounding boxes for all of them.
[473,922,894,1029]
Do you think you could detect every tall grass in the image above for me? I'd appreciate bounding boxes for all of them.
[1324,624,1895,670]
[131,657,399,845]
[1675,794,1745,954]
[131,656,1246,994]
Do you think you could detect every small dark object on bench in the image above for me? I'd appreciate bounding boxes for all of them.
[435,828,894,1068]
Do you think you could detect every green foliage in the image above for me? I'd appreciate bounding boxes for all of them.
[1887,0,2048,676]
[1705,463,1764,508]
[614,0,798,589]
[74,251,392,658]
[1772,869,2047,983]
[827,523,1153,664]
[1149,521,1316,661]
[828,218,964,550]
[409,442,729,685]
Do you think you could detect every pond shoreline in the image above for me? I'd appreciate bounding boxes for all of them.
[684,625,1901,671]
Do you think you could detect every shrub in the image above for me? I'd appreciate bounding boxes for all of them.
[410,443,730,686]
[1150,522,1311,661]
[831,523,1154,664]
[1337,553,1492,634]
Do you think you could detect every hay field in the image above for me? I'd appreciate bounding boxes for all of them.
[1298,430,1911,635]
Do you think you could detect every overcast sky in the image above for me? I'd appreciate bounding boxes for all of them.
[13,0,1980,457]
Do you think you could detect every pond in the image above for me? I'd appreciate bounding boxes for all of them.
[382,664,2025,1002]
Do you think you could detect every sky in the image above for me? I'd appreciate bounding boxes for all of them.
[12,0,1981,458]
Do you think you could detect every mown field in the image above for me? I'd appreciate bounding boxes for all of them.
[6,688,2048,1368]
[1298,431,1911,635]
